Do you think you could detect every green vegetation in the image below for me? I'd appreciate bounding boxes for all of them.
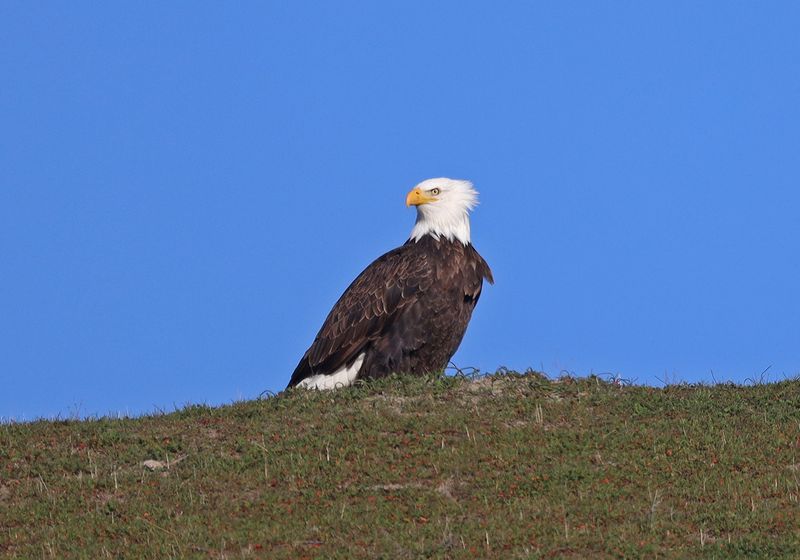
[2,372,800,558]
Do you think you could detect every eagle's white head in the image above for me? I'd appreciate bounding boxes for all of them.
[406,178,478,245]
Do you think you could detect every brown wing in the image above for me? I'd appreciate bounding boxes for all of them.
[463,244,494,305]
[287,244,433,387]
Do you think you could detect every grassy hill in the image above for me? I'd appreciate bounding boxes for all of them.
[2,371,800,558]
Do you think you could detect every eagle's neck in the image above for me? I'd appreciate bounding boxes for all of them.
[409,212,471,245]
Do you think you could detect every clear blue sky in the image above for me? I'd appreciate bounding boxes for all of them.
[2,3,799,420]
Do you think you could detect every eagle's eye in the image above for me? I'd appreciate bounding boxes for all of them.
[429,188,441,196]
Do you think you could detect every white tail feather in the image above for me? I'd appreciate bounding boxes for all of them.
[297,353,365,390]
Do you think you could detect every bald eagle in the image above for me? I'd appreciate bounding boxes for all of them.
[287,178,493,390]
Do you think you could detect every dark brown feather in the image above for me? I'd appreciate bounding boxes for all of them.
[287,235,492,387]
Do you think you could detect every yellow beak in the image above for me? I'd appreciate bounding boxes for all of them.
[406,188,435,207]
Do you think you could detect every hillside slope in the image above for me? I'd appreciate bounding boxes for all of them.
[2,372,800,558]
